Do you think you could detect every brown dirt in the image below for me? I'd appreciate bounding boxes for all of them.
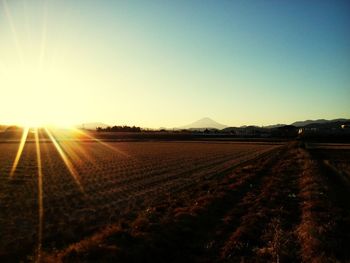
[42,142,350,263]
[0,140,277,262]
[1,140,349,262]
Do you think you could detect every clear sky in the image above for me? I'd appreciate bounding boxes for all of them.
[0,0,349,128]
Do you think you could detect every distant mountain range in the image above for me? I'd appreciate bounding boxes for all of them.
[179,118,350,131]
[291,118,350,127]
[178,117,227,130]
[263,124,286,129]
[1,118,349,131]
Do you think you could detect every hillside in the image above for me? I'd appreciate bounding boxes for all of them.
[291,118,350,127]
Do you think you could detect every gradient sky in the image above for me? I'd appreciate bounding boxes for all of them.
[0,0,349,128]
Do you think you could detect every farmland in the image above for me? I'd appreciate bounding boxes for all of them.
[0,134,349,262]
[0,135,278,261]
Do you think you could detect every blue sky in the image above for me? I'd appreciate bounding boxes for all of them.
[0,0,349,127]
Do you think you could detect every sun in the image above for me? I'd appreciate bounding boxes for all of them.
[1,65,82,128]
[0,0,88,129]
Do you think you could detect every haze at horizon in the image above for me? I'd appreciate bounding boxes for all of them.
[0,0,349,128]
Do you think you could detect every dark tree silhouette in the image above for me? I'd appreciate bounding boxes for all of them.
[96,125,141,132]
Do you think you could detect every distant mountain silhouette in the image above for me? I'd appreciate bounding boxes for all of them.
[291,118,350,127]
[263,124,287,129]
[179,117,227,130]
[78,122,109,130]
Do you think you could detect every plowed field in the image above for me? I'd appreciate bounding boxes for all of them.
[0,140,280,261]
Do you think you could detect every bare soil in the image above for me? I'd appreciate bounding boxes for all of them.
[0,140,349,262]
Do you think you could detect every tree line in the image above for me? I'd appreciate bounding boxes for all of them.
[96,125,141,132]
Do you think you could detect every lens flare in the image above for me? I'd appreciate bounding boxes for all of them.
[10,127,29,177]
[38,0,48,71]
[1,0,24,65]
[72,128,130,157]
[44,127,84,192]
[34,128,43,262]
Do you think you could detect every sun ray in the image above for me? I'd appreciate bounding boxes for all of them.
[48,129,86,165]
[73,142,98,165]
[1,0,24,66]
[60,140,98,167]
[9,127,29,177]
[22,0,32,48]
[38,0,48,71]
[49,128,99,166]
[71,128,130,157]
[47,3,72,73]
[44,127,84,192]
[54,140,84,166]
[34,128,43,263]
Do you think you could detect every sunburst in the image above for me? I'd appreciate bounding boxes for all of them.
[8,125,129,260]
[44,127,84,192]
[34,128,44,262]
[1,0,24,66]
[10,127,29,177]
[2,1,129,260]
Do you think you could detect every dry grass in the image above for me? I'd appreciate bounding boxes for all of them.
[297,148,350,262]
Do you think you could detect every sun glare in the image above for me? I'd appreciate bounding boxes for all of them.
[0,0,102,129]
[2,67,75,128]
